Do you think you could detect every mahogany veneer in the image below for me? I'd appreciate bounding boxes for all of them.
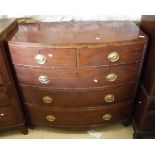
[8,21,147,131]
[0,19,27,134]
[133,15,155,138]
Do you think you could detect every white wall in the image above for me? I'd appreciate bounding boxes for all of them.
[0,15,141,22]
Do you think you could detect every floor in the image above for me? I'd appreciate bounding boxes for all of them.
[0,123,133,139]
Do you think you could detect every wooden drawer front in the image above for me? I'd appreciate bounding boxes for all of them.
[15,63,140,88]
[77,63,140,88]
[0,74,3,85]
[26,104,131,127]
[15,66,54,87]
[21,83,135,108]
[79,43,144,67]
[0,106,16,127]
[8,45,76,68]
[0,87,9,106]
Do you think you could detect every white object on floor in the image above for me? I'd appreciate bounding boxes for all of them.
[87,130,102,139]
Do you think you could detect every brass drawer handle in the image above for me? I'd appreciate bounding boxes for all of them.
[108,51,119,62]
[43,96,53,104]
[38,75,49,84]
[35,54,47,64]
[102,113,112,120]
[105,94,114,103]
[46,115,56,122]
[106,73,117,82]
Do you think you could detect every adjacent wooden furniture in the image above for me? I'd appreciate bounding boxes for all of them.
[133,15,155,138]
[8,21,147,131]
[0,19,27,134]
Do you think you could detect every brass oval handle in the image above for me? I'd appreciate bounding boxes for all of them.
[105,94,114,103]
[46,115,56,122]
[43,96,53,104]
[102,113,112,121]
[106,73,117,82]
[108,51,119,62]
[38,75,49,84]
[35,54,47,64]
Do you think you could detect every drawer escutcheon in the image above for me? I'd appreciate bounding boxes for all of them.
[106,73,117,82]
[38,75,49,84]
[43,96,53,104]
[35,54,47,64]
[105,94,115,103]
[102,113,112,120]
[46,115,56,122]
[108,51,119,62]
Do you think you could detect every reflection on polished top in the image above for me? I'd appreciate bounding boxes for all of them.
[9,21,147,45]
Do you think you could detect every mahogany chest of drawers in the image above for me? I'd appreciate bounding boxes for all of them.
[133,15,155,138]
[8,21,147,131]
[0,19,27,134]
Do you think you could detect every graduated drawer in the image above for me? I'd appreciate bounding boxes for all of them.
[15,63,140,88]
[79,43,144,67]
[0,87,9,106]
[21,83,135,108]
[0,74,3,86]
[8,45,76,68]
[0,106,16,127]
[25,103,131,127]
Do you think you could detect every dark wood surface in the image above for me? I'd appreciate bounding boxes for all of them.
[15,63,140,88]
[79,43,145,67]
[8,21,147,131]
[133,15,155,138]
[9,43,145,69]
[8,21,146,46]
[0,106,16,127]
[21,83,135,108]
[8,46,77,68]
[25,103,131,128]
[134,84,155,130]
[0,74,3,85]
[0,19,27,134]
[0,87,9,106]
[140,15,155,96]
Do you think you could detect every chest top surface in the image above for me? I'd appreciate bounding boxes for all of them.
[0,19,16,36]
[8,21,147,46]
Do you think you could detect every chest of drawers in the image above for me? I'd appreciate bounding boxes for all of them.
[0,19,27,134]
[8,21,147,131]
[133,15,155,138]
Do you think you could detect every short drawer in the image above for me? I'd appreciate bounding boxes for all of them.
[21,83,135,108]
[15,63,140,88]
[0,74,3,86]
[79,43,144,67]
[25,103,131,127]
[0,106,16,127]
[8,45,76,68]
[0,87,9,106]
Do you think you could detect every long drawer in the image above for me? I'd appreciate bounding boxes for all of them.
[0,106,16,127]
[25,103,131,127]
[79,43,144,67]
[15,63,140,88]
[8,45,77,68]
[21,83,135,108]
[0,87,9,106]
